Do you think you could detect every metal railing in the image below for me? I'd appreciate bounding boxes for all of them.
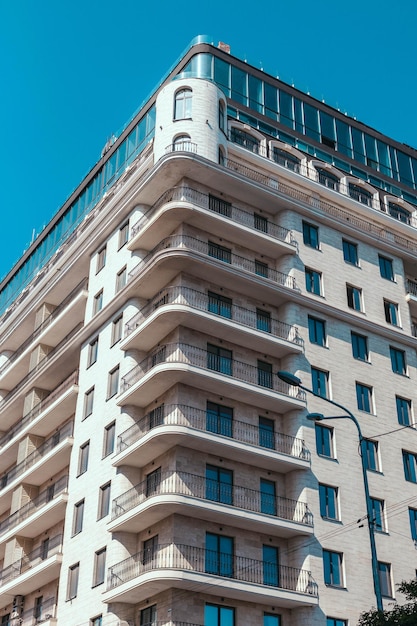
[127,234,298,289]
[107,542,317,597]
[116,404,309,461]
[124,285,301,346]
[130,185,295,246]
[0,533,62,587]
[406,279,417,298]
[165,141,198,154]
[111,470,312,526]
[19,595,57,625]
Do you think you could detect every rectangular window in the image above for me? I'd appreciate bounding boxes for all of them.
[91,617,103,626]
[264,615,281,626]
[143,535,158,565]
[206,465,233,505]
[205,532,233,577]
[258,360,273,388]
[323,550,343,587]
[98,482,111,519]
[305,268,322,295]
[208,241,231,263]
[255,260,269,278]
[107,365,120,399]
[260,478,277,516]
[93,547,106,586]
[356,382,373,413]
[72,499,85,536]
[378,562,392,597]
[351,332,368,361]
[315,424,334,458]
[263,544,279,586]
[67,563,80,600]
[409,508,417,541]
[255,213,268,233]
[257,308,271,333]
[93,290,103,315]
[118,221,129,249]
[78,441,90,476]
[363,439,379,472]
[146,467,161,497]
[342,239,358,265]
[140,605,156,626]
[379,255,394,280]
[312,367,329,398]
[302,221,319,249]
[204,604,235,626]
[87,337,99,367]
[208,291,232,318]
[83,387,95,419]
[207,344,232,376]
[259,416,275,449]
[308,316,326,346]
[206,401,233,437]
[209,194,232,217]
[390,346,406,375]
[326,620,347,626]
[403,450,417,483]
[96,246,106,273]
[396,396,412,426]
[103,422,116,457]
[346,284,362,311]
[111,315,123,345]
[34,597,43,621]
[384,299,399,325]
[116,266,127,292]
[371,498,386,532]
[319,484,338,520]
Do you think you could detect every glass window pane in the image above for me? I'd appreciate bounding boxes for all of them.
[279,91,293,128]
[304,103,320,142]
[231,66,247,105]
[351,127,365,163]
[264,82,278,120]
[248,74,263,113]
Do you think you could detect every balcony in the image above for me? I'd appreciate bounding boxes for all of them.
[122,286,302,356]
[114,404,310,473]
[118,343,306,413]
[126,234,298,302]
[406,279,417,315]
[129,185,296,256]
[110,470,313,537]
[19,596,57,626]
[0,534,63,609]
[104,542,317,607]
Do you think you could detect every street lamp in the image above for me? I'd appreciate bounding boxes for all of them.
[277,370,383,612]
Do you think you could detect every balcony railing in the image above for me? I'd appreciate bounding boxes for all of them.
[0,475,68,536]
[0,421,73,490]
[127,234,298,290]
[406,279,417,298]
[112,470,312,526]
[0,370,78,448]
[116,404,309,461]
[124,286,302,346]
[107,542,317,597]
[120,343,305,400]
[165,140,198,154]
[19,595,56,625]
[130,185,295,246]
[0,533,62,587]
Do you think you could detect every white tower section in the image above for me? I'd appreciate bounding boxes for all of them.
[153,77,228,164]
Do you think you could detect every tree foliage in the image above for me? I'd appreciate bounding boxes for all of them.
[357,580,417,625]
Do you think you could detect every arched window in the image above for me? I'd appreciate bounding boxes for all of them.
[173,134,192,152]
[230,127,259,154]
[316,167,340,191]
[388,202,411,224]
[272,147,300,173]
[174,88,192,120]
[348,183,373,207]
[219,101,225,131]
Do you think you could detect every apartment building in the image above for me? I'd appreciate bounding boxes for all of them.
[0,35,417,626]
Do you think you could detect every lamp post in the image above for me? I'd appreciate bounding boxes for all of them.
[277,370,383,612]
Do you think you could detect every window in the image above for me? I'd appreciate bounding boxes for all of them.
[272,147,300,172]
[91,617,103,626]
[255,260,269,278]
[230,127,259,153]
[34,596,44,621]
[207,344,232,375]
[140,605,157,626]
[111,315,123,345]
[116,266,127,292]
[326,619,347,626]
[209,194,231,217]
[260,478,276,516]
[323,550,343,587]
[396,396,412,426]
[257,308,271,333]
[107,365,120,399]
[371,498,386,532]
[78,441,90,476]
[342,239,358,265]
[67,563,80,600]
[83,387,95,419]
[218,100,225,131]
[349,183,372,206]
[259,416,275,449]
[206,401,233,437]
[93,290,103,315]
[146,467,161,497]
[384,299,399,325]
[379,255,394,280]
[205,532,233,577]
[174,88,192,119]
[302,221,319,249]
[72,499,85,536]
[204,604,234,626]
[356,382,373,413]
[173,134,191,151]
[103,422,116,457]
[403,451,417,483]
[305,268,322,295]
[149,405,164,428]
[208,241,231,263]
[206,465,233,505]
[98,482,111,519]
[390,346,406,375]
[258,360,272,388]
[255,213,268,232]
[93,547,106,586]
[208,291,232,318]
[87,337,99,367]
[264,615,281,626]
[388,202,411,224]
[351,332,368,361]
[143,535,158,565]
[409,508,417,541]
[118,221,129,249]
[96,246,106,273]
[346,284,362,311]
[308,316,326,346]
[315,424,334,458]
[263,545,279,586]
[319,484,338,520]
[378,562,392,597]
[364,439,380,472]
[317,168,339,189]
[311,367,329,398]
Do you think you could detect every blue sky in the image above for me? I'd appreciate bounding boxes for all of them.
[1,0,416,281]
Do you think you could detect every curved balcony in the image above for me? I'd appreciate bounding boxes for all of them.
[126,234,298,302]
[122,286,302,356]
[0,534,62,609]
[129,185,296,256]
[104,542,317,607]
[114,404,309,473]
[109,470,313,537]
[118,343,305,413]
